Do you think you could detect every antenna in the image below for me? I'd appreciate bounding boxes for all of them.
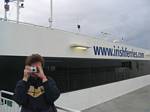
[4,0,10,21]
[3,0,24,22]
[16,0,19,23]
[49,0,53,28]
[17,0,24,23]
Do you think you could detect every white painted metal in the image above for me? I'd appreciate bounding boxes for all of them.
[0,91,20,112]
[0,21,150,60]
[0,90,80,112]
[0,21,150,111]
[55,74,150,111]
[4,9,7,21]
[16,0,19,23]
[49,0,53,28]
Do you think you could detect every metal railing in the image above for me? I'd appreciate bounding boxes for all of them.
[0,17,50,29]
[0,17,87,37]
[0,90,21,112]
[0,90,80,112]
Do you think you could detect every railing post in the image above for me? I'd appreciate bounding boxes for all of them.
[0,90,2,105]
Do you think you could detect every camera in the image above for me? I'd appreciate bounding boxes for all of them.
[30,66,37,73]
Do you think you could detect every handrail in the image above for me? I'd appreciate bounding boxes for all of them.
[0,17,50,29]
[0,90,14,96]
[0,90,81,112]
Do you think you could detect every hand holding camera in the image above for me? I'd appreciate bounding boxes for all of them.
[23,65,47,82]
[33,65,48,82]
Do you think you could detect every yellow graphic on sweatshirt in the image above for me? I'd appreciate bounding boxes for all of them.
[27,86,45,98]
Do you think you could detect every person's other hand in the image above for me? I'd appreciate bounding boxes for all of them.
[35,65,48,82]
[23,66,31,81]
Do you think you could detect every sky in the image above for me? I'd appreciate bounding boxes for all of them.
[0,0,150,49]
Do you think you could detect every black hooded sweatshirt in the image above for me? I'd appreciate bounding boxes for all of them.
[14,76,60,112]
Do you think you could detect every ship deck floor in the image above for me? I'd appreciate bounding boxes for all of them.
[83,84,150,112]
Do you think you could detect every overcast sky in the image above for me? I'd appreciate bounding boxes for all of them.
[0,0,150,49]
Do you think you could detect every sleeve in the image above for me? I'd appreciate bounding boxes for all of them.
[13,80,28,106]
[42,77,60,104]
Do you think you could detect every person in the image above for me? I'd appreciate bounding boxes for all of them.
[14,54,60,112]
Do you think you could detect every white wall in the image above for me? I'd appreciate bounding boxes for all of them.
[0,21,150,60]
[1,21,150,111]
